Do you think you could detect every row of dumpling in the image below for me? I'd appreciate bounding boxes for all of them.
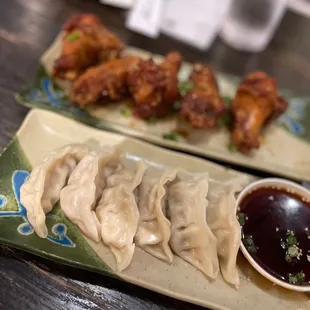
[20,144,248,288]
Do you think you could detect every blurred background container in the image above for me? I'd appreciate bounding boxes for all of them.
[220,0,288,52]
[123,0,310,54]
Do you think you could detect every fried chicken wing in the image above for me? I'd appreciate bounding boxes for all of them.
[231,72,288,153]
[70,56,139,107]
[53,14,124,81]
[161,51,182,108]
[180,64,225,128]
[64,14,124,63]
[127,51,182,118]
[53,30,101,81]
[95,26,125,63]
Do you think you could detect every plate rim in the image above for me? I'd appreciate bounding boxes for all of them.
[16,94,310,182]
[2,108,308,310]
[15,38,310,182]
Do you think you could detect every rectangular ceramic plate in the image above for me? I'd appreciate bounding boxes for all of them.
[16,34,310,181]
[0,109,308,310]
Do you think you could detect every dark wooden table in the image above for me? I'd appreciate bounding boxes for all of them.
[1,0,310,309]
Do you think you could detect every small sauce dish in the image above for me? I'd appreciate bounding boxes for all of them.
[236,178,310,292]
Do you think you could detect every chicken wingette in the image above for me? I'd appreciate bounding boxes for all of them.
[231,72,288,153]
[180,64,225,128]
[127,51,182,118]
[70,56,140,106]
[53,14,124,81]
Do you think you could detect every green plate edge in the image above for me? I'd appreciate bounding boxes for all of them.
[0,137,119,280]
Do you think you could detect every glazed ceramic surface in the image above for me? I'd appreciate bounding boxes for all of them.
[0,109,309,310]
[16,34,310,181]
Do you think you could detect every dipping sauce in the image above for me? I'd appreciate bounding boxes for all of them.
[239,186,310,285]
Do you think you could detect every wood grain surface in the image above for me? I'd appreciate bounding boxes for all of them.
[1,0,310,309]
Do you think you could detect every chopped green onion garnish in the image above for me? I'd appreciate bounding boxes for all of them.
[243,236,257,254]
[237,212,246,226]
[66,31,80,41]
[296,271,305,282]
[162,132,178,141]
[120,107,132,117]
[289,275,298,284]
[221,96,231,106]
[287,246,299,258]
[247,245,257,254]
[218,113,232,128]
[244,237,254,246]
[286,234,297,246]
[228,143,237,152]
[283,231,302,263]
[285,253,293,263]
[288,271,305,284]
[179,80,194,95]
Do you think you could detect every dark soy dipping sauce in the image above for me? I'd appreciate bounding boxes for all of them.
[239,186,310,285]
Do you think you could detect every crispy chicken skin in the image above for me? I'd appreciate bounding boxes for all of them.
[231,72,288,153]
[180,64,225,128]
[127,51,182,118]
[53,30,101,81]
[161,51,182,110]
[63,14,102,32]
[70,56,139,107]
[65,14,124,63]
[53,14,124,81]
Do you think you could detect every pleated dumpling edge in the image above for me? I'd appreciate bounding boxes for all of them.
[136,168,178,264]
[20,144,88,238]
[60,146,121,243]
[96,160,146,272]
[206,175,250,288]
[167,170,220,280]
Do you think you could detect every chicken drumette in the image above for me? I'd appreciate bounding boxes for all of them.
[70,56,139,107]
[127,51,182,119]
[180,64,225,128]
[231,72,288,153]
[53,14,124,81]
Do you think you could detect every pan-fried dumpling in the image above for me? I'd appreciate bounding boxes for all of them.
[206,175,249,288]
[60,146,121,242]
[167,171,219,280]
[20,144,88,238]
[136,169,177,264]
[96,160,146,271]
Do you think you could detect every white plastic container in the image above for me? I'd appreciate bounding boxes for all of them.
[220,0,288,52]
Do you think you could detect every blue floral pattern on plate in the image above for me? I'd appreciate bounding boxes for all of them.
[0,170,75,247]
[277,98,306,136]
[26,77,86,116]
[18,66,310,144]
